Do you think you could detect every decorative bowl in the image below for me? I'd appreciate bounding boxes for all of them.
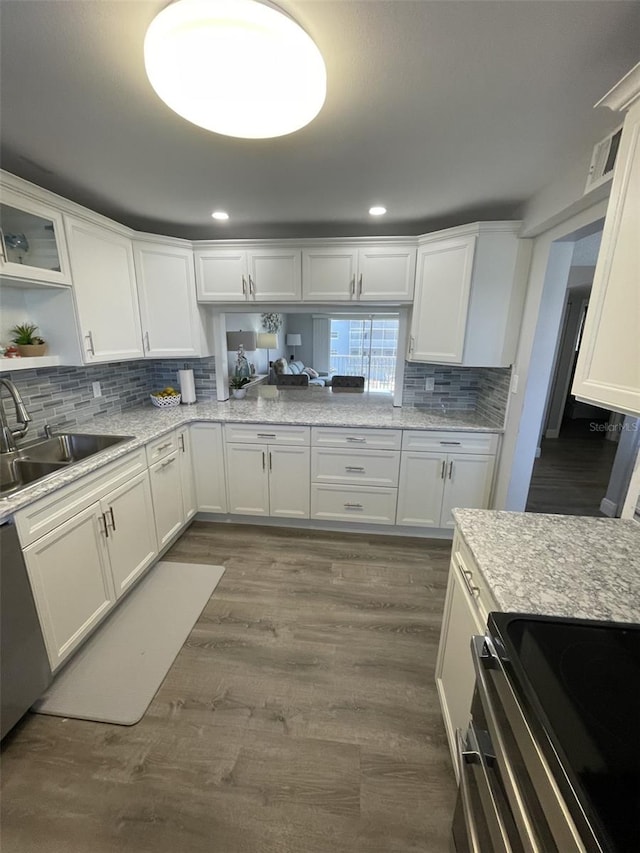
[150,393,181,408]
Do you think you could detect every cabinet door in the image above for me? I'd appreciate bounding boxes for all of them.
[409,236,476,364]
[247,249,302,302]
[435,552,485,776]
[396,451,445,527]
[194,249,247,301]
[268,445,310,518]
[65,216,144,362]
[226,443,269,515]
[302,247,358,301]
[440,454,495,529]
[0,188,72,286]
[190,423,228,513]
[23,503,115,670]
[149,452,184,547]
[103,471,158,598]
[177,426,197,522]
[134,241,203,357]
[357,246,417,302]
[572,99,640,417]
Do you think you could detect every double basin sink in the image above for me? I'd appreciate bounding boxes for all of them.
[0,433,134,497]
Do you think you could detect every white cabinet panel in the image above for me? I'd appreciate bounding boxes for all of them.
[149,452,183,547]
[302,245,416,302]
[311,426,402,451]
[195,247,302,302]
[177,426,197,522]
[65,216,144,362]
[224,424,310,445]
[312,447,400,488]
[440,454,495,529]
[358,246,416,301]
[268,445,310,518]
[103,472,157,597]
[194,249,247,301]
[310,483,397,524]
[23,503,115,669]
[409,236,476,364]
[226,443,270,516]
[248,249,301,301]
[134,241,204,358]
[191,422,227,513]
[302,248,358,301]
[396,451,445,526]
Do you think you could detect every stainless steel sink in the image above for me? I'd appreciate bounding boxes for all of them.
[0,433,134,497]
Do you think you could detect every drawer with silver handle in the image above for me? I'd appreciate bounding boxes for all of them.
[311,447,400,487]
[145,431,178,465]
[310,483,397,524]
[401,430,498,455]
[224,423,310,445]
[311,427,402,451]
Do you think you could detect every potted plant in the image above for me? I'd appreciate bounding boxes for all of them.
[229,375,250,399]
[10,323,47,357]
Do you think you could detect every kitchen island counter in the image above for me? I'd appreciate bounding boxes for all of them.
[453,508,640,624]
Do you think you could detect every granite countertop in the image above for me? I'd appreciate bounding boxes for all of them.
[453,508,640,624]
[0,392,502,521]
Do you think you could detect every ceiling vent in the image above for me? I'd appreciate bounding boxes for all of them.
[584,126,623,194]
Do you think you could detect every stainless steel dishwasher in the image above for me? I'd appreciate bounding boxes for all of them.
[1,520,52,739]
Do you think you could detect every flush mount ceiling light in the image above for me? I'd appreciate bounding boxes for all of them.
[144,0,327,139]
[211,210,229,220]
[369,206,387,216]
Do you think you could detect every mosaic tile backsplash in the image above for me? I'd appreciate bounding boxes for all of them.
[0,358,217,438]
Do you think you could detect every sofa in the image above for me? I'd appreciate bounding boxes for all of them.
[269,358,329,386]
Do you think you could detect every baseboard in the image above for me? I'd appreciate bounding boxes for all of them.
[599,497,617,517]
[194,512,455,539]
[545,428,560,439]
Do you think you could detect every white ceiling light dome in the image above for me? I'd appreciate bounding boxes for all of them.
[144,0,327,139]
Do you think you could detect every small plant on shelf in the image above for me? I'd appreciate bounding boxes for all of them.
[229,375,250,398]
[10,322,47,356]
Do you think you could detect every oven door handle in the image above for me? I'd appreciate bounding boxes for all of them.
[471,635,545,852]
[455,728,484,853]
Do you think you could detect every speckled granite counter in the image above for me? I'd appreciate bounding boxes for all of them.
[0,392,501,522]
[453,508,640,624]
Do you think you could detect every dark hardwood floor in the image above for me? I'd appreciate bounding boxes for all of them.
[1,522,457,853]
[526,418,617,516]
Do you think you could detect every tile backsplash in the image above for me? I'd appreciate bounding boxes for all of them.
[402,362,511,425]
[0,357,217,438]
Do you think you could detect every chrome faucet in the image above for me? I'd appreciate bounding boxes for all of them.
[0,378,32,453]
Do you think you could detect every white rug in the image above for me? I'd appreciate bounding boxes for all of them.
[33,561,225,726]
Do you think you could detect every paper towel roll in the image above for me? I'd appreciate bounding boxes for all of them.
[178,369,196,404]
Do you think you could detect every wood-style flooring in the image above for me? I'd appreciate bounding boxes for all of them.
[526,419,617,516]
[1,522,457,853]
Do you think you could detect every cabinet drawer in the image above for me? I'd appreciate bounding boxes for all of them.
[311,447,400,487]
[15,449,147,548]
[401,430,498,454]
[145,431,178,465]
[311,427,402,451]
[450,532,497,624]
[310,484,397,525]
[224,423,310,445]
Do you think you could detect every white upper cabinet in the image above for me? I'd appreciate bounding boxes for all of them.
[572,66,640,417]
[194,245,302,302]
[0,186,72,286]
[64,215,144,363]
[408,224,527,366]
[133,239,207,358]
[302,244,416,302]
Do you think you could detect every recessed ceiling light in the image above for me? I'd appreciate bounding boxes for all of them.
[211,211,229,220]
[369,206,387,216]
[144,0,327,139]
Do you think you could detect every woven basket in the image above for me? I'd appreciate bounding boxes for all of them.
[150,393,181,408]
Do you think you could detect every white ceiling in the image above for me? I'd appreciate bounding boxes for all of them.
[1,1,639,240]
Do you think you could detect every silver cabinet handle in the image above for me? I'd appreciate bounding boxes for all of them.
[350,275,355,296]
[448,460,454,479]
[249,275,255,295]
[144,331,151,351]
[156,441,172,452]
[257,433,277,439]
[345,466,365,472]
[344,502,364,510]
[461,568,479,597]
[441,460,446,479]
[159,455,176,469]
[346,436,366,443]
[100,512,109,539]
[179,433,185,452]
[440,441,461,446]
[242,275,247,296]
[269,451,272,471]
[358,273,363,296]
[108,506,116,531]
[0,227,7,262]
[409,335,415,354]
[85,330,95,356]
[262,450,266,471]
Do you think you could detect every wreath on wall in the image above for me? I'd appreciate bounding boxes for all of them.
[261,313,283,334]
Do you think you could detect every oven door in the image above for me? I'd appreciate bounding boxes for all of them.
[452,719,523,852]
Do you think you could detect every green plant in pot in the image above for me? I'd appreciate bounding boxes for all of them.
[229,375,250,399]
[10,323,47,357]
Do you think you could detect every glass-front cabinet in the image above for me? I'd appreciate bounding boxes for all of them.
[0,189,72,286]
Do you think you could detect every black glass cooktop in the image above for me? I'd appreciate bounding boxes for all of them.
[488,613,640,853]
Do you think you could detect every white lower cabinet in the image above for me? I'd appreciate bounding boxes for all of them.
[226,442,310,518]
[190,422,227,513]
[396,431,498,528]
[310,483,398,524]
[436,534,497,777]
[176,426,197,522]
[149,450,183,547]
[22,469,158,670]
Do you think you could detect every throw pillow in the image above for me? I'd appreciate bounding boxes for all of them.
[303,367,319,378]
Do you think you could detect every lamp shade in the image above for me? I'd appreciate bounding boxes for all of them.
[256,333,278,349]
[286,334,302,347]
[226,331,257,351]
[144,0,327,139]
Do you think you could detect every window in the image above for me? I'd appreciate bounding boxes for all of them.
[328,315,399,393]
